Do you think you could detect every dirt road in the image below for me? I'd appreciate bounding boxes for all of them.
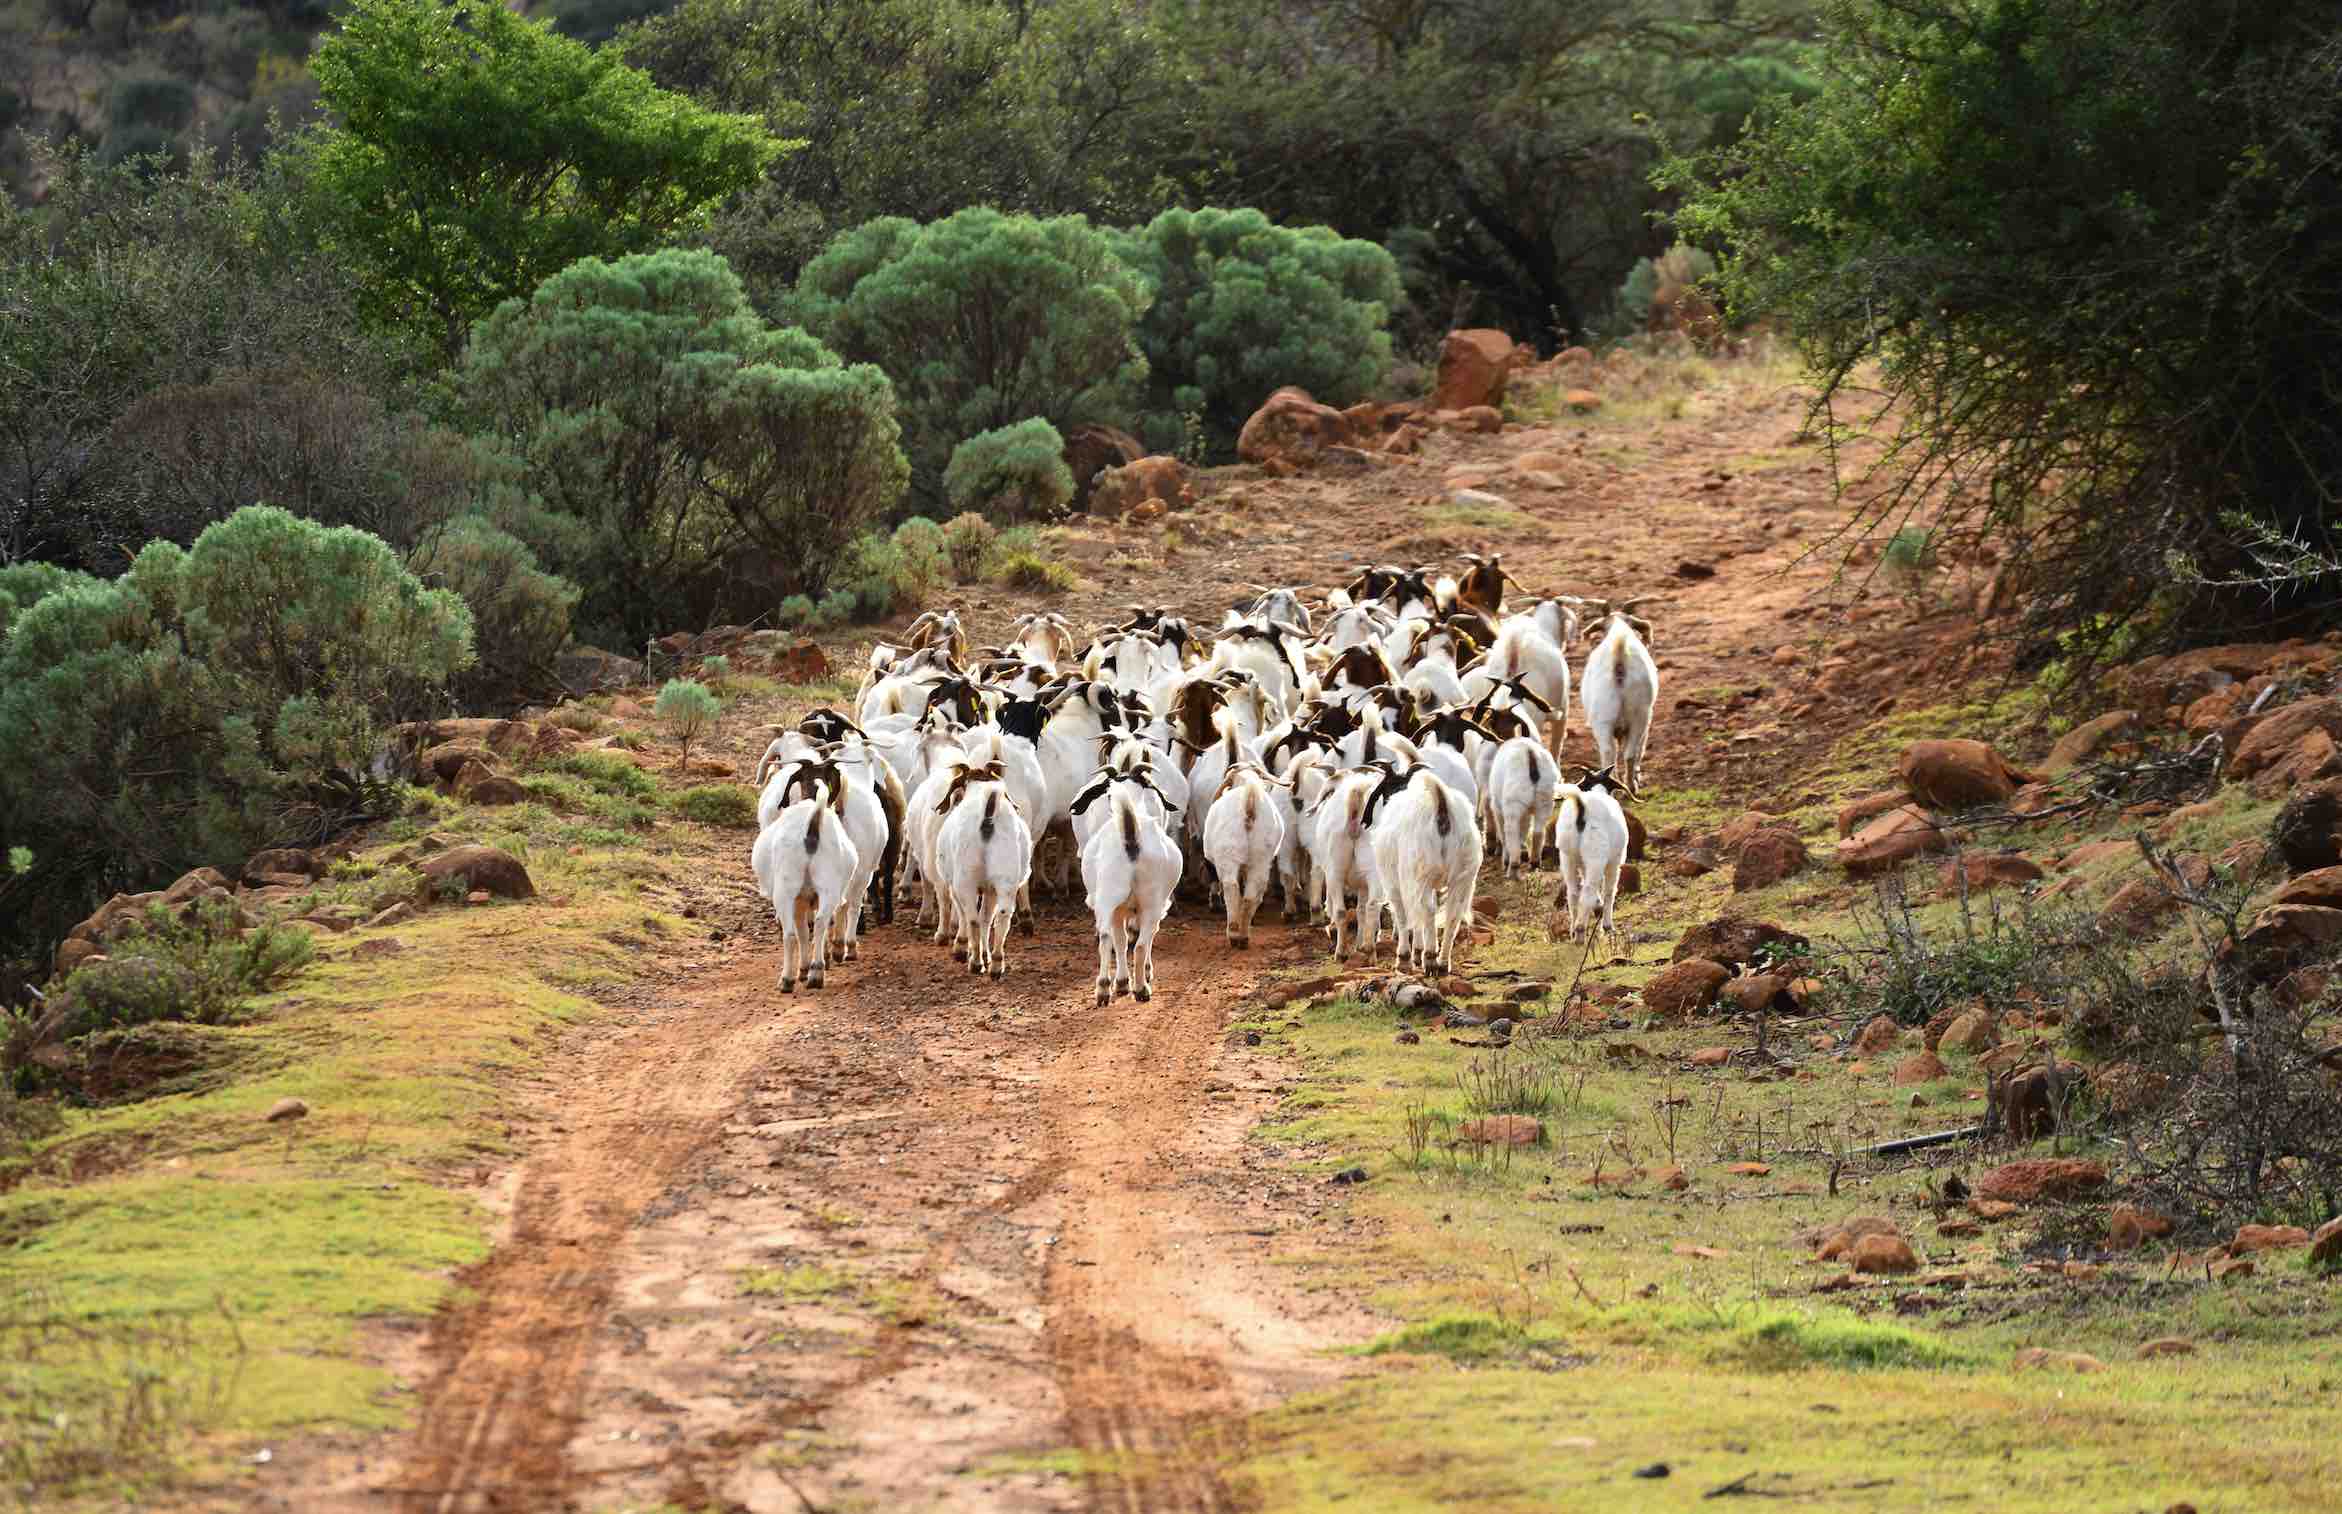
[366,891,1362,1514]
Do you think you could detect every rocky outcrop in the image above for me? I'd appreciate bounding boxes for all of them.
[1090,455,1191,520]
[416,846,536,901]
[1429,328,1519,412]
[1897,739,2036,810]
[1061,424,1146,511]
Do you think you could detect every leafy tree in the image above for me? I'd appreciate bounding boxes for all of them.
[1155,0,1817,345]
[625,0,1183,306]
[459,247,907,644]
[405,516,580,707]
[0,144,400,571]
[792,208,1147,502]
[302,0,785,359]
[1667,0,2342,660]
[0,506,474,968]
[1110,207,1401,455]
[944,419,1074,522]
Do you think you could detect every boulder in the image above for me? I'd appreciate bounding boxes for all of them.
[1973,1158,2108,1204]
[416,846,535,901]
[2253,728,2342,794]
[420,742,500,787]
[2106,1204,2174,1251]
[2311,1215,2342,1267]
[52,935,105,977]
[2099,875,2181,938]
[2231,697,2342,779]
[555,645,646,693]
[2271,779,2342,874]
[1837,804,1953,876]
[1893,1050,1947,1085]
[463,775,530,806]
[2272,866,2342,910]
[1938,1010,1998,1054]
[1856,1014,1901,1054]
[2042,710,2139,775]
[241,850,316,884]
[1562,389,1602,414]
[1672,916,1807,971]
[1237,387,1354,467]
[1940,852,2044,894]
[1643,959,1729,1017]
[772,640,830,684]
[1719,974,1794,1016]
[1060,424,1146,511]
[1732,827,1809,892]
[1849,1234,1920,1275]
[2241,903,2342,960]
[1091,455,1191,519]
[1458,1115,1544,1147]
[1621,808,1647,860]
[1897,739,2037,810]
[1837,789,1909,838]
[2227,1224,2310,1256]
[1803,1214,1902,1259]
[162,867,235,906]
[1429,328,1519,412]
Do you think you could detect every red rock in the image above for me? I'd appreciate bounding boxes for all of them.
[2042,710,2140,775]
[1806,1214,1900,1259]
[1725,1162,1773,1177]
[1836,796,1911,843]
[1719,974,1791,1015]
[2230,697,2342,779]
[2012,1348,2107,1373]
[463,774,529,806]
[2210,1256,2256,1281]
[1671,916,1806,971]
[1974,1158,2108,1203]
[1856,1014,1901,1054]
[1458,1115,1544,1147]
[242,848,316,883]
[1060,424,1146,510]
[1850,1234,1920,1275]
[416,845,536,901]
[1894,1051,1948,1086]
[1938,1010,1997,1054]
[1092,455,1191,518]
[1838,804,1953,876]
[1939,852,2044,893]
[1642,959,1729,1017]
[1430,329,1519,412]
[1236,387,1353,467]
[1969,1199,2020,1221]
[2227,1224,2311,1255]
[1938,1217,1981,1238]
[1655,1165,1691,1191]
[2253,728,2342,794]
[1732,828,1809,891]
[1688,1046,1732,1067]
[2271,865,2342,910]
[2272,780,2342,874]
[2107,1204,2174,1251]
[2099,875,2181,938]
[1899,739,2037,810]
[2138,1338,2195,1358]
[1562,389,1602,414]
[2311,1215,2342,1266]
[2241,903,2342,959]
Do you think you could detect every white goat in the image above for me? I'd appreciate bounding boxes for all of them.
[750,784,860,993]
[1307,767,1390,960]
[1203,764,1285,948]
[1369,768,1483,974]
[1580,611,1660,794]
[933,762,1033,977]
[1079,780,1182,1005]
[1483,736,1560,877]
[1551,775,1630,948]
[1467,619,1573,757]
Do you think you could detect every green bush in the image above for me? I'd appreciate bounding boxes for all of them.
[944,419,1074,522]
[0,506,475,970]
[792,208,1149,502]
[814,589,858,628]
[654,678,720,767]
[776,593,816,627]
[891,516,949,594]
[544,749,659,798]
[668,784,758,828]
[831,534,912,621]
[1108,207,1401,456]
[406,516,579,706]
[941,512,998,583]
[460,247,908,645]
[1666,0,2342,661]
[106,76,197,133]
[995,550,1074,594]
[1612,243,1717,336]
[33,899,315,1056]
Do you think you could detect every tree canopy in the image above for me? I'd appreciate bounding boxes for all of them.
[305,0,786,358]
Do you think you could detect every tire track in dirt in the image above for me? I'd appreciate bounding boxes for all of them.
[343,893,1359,1514]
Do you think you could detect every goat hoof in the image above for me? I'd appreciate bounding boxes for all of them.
[990,964,1006,979]
[779,978,796,994]
[1134,986,1152,1002]
[951,947,967,963]
[808,971,824,989]
[1020,918,1036,937]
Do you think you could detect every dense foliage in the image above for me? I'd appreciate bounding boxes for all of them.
[1669,0,2342,660]
[944,419,1075,522]
[792,208,1147,503]
[460,247,907,643]
[0,506,473,963]
[1110,208,1402,455]
[302,0,784,358]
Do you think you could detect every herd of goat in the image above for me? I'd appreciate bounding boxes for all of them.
[748,555,1661,1004]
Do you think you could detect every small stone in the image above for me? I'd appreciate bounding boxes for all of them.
[1973,1158,2108,1204]
[1938,1217,1981,1238]
[1688,1046,1732,1067]
[1968,1199,2020,1222]
[1893,1051,1948,1086]
[2012,1348,2106,1373]
[265,1098,309,1124]
[1938,1010,1997,1054]
[1458,1115,1543,1147]
[1655,1165,1690,1191]
[2312,1214,2342,1266]
[1395,1030,1420,1045]
[1725,1162,1772,1177]
[1856,1014,1901,1054]
[466,890,493,906]
[2210,1257,2255,1282]
[2107,1204,2174,1251]
[1329,1167,1369,1186]
[2138,1338,2196,1358]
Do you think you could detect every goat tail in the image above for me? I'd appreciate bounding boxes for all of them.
[979,789,998,843]
[1431,781,1450,837]
[1243,786,1259,831]
[804,811,822,856]
[1120,799,1140,862]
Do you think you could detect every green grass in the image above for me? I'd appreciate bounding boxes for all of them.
[738,1264,852,1301]
[668,784,759,829]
